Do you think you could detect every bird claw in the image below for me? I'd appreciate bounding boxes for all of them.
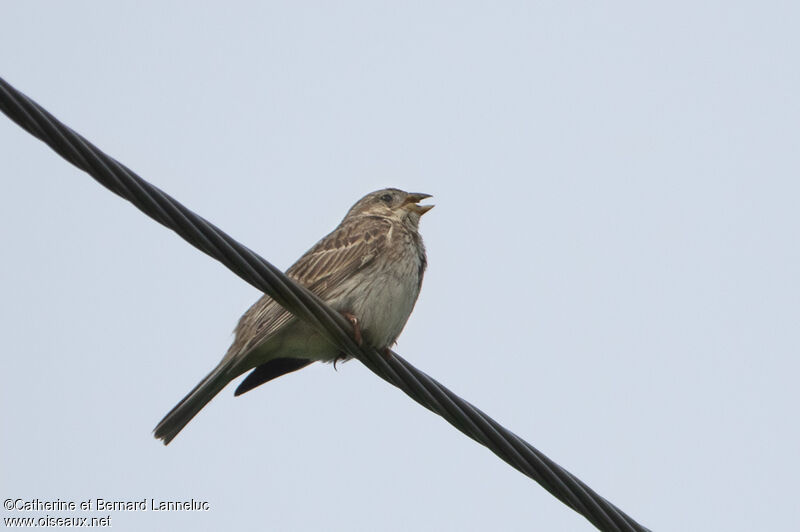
[333,353,346,370]
[341,311,363,346]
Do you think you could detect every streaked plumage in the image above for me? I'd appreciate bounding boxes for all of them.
[154,188,433,445]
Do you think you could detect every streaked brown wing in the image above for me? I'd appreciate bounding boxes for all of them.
[287,216,390,296]
[225,216,391,359]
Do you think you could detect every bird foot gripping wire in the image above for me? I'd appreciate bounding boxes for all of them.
[335,311,362,370]
[341,311,363,346]
[334,312,394,368]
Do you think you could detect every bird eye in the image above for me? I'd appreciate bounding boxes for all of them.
[379,193,393,203]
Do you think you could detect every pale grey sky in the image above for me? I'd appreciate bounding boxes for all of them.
[2,2,798,531]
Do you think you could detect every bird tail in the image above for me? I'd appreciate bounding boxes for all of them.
[153,363,234,445]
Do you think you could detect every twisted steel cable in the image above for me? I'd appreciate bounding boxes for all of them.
[0,76,650,532]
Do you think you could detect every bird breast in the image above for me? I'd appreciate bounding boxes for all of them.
[332,231,424,349]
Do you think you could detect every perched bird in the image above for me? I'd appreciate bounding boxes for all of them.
[154,188,433,444]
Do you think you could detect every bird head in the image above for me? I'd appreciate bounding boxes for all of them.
[346,188,434,228]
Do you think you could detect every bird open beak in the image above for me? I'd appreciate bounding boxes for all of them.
[404,192,434,215]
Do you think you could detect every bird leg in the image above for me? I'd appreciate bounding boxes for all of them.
[341,311,363,346]
[338,312,393,362]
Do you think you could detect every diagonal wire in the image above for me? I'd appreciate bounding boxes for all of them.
[0,75,650,532]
